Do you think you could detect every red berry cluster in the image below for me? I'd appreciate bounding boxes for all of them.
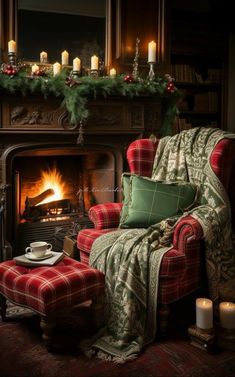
[166,81,175,93]
[2,64,17,76]
[123,75,133,83]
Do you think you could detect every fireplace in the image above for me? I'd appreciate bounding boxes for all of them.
[1,141,122,257]
[0,94,162,260]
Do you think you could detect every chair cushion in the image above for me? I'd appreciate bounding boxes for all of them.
[120,175,198,228]
[0,257,105,316]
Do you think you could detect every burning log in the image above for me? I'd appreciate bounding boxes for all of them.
[25,188,55,208]
[23,198,71,221]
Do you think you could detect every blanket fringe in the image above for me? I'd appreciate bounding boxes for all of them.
[96,350,138,364]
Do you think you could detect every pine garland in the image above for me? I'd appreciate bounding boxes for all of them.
[0,70,181,136]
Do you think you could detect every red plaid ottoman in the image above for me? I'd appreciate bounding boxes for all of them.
[0,256,105,349]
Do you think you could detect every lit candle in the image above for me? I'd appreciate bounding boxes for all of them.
[148,41,156,63]
[109,68,116,77]
[61,50,69,65]
[91,55,99,70]
[31,64,39,74]
[53,62,61,76]
[8,40,16,53]
[196,298,213,330]
[219,302,235,329]
[73,57,81,72]
[40,51,47,63]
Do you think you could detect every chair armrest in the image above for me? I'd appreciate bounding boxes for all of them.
[172,215,203,251]
[88,202,123,230]
[159,215,204,278]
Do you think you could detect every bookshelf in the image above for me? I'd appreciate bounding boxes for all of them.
[169,4,227,133]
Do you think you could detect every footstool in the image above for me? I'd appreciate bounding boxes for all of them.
[0,256,105,349]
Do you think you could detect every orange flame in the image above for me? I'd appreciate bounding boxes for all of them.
[36,167,67,205]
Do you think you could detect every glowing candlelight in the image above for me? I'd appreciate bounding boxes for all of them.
[109,68,116,77]
[8,40,16,53]
[40,51,48,63]
[53,62,61,76]
[91,55,99,70]
[219,302,235,329]
[73,57,81,72]
[31,64,39,73]
[148,41,156,63]
[196,298,213,330]
[61,50,69,65]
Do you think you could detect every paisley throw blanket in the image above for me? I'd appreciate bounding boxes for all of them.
[89,127,235,362]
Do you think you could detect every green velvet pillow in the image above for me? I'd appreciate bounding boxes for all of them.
[120,175,198,228]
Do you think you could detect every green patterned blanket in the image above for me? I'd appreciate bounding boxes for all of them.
[89,127,235,363]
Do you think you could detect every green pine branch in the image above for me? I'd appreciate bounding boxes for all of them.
[0,70,181,135]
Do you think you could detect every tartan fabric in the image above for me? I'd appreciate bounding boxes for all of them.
[77,228,115,254]
[0,257,104,316]
[77,136,235,305]
[209,139,235,190]
[89,203,122,230]
[127,138,158,177]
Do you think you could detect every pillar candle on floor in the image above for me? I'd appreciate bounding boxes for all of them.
[196,298,213,330]
[219,302,235,329]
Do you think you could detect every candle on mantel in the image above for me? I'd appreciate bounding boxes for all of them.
[53,62,61,76]
[61,50,69,65]
[40,51,48,63]
[109,68,116,77]
[73,57,81,72]
[91,55,99,70]
[8,40,16,53]
[196,298,213,330]
[148,41,156,63]
[219,302,235,329]
[31,64,39,74]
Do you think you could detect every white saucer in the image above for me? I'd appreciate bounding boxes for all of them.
[25,251,53,261]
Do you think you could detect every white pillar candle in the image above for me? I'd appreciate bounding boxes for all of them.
[31,64,39,73]
[148,41,156,63]
[61,50,69,65]
[109,68,116,77]
[8,40,16,53]
[196,298,213,330]
[53,62,61,76]
[91,55,99,70]
[40,51,48,63]
[73,57,81,72]
[219,302,235,329]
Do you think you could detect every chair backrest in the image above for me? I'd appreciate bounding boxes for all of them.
[126,136,235,228]
[126,138,158,177]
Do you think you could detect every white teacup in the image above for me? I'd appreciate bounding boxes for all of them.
[25,241,52,258]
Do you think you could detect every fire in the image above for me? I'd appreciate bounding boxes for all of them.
[36,167,67,205]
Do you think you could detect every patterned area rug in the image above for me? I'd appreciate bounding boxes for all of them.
[0,300,235,377]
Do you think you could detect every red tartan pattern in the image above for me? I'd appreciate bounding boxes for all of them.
[77,228,115,254]
[89,203,122,230]
[210,139,235,190]
[77,137,235,304]
[0,257,104,316]
[127,138,158,177]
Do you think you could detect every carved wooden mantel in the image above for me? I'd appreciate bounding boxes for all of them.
[0,94,161,134]
[0,93,162,190]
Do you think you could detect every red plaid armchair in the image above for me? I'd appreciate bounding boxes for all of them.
[77,136,235,333]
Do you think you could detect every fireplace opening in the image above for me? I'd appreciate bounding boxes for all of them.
[2,143,122,257]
